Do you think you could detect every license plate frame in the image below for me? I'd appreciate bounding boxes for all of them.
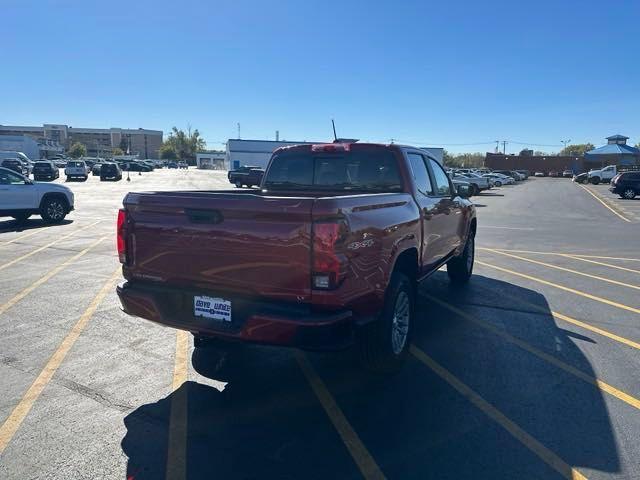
[193,295,232,322]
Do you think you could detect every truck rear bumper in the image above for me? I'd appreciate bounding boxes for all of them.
[116,281,356,350]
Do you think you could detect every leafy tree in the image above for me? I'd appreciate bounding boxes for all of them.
[560,143,594,156]
[159,143,178,160]
[68,142,87,159]
[112,147,124,156]
[443,150,485,168]
[119,137,129,153]
[163,126,206,164]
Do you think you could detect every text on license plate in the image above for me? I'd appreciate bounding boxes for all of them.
[194,295,232,322]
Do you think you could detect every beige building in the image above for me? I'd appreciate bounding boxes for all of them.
[0,123,163,158]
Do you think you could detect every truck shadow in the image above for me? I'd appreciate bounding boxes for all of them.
[121,273,619,479]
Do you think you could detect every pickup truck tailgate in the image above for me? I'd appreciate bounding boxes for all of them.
[124,192,314,303]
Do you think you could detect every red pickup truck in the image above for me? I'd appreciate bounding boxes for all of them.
[117,142,476,372]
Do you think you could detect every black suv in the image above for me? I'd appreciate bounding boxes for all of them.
[610,171,640,199]
[100,162,122,181]
[32,161,59,181]
[1,159,26,175]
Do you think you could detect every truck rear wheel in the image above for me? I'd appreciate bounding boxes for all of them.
[358,272,414,374]
[447,230,475,285]
[590,177,600,185]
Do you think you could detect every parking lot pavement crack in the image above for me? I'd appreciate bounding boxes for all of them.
[52,377,135,413]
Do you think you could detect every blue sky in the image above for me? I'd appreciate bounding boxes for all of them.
[2,0,639,153]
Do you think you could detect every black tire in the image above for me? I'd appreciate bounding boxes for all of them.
[358,272,414,374]
[82,176,88,182]
[471,184,480,196]
[40,196,68,223]
[590,177,600,185]
[622,188,637,199]
[447,229,475,285]
[11,213,31,223]
[494,180,502,187]
[235,181,242,188]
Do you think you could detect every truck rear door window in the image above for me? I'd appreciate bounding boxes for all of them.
[264,150,402,192]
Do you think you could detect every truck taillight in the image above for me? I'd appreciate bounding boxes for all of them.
[312,221,348,289]
[117,209,127,264]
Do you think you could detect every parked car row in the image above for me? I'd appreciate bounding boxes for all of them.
[444,168,529,196]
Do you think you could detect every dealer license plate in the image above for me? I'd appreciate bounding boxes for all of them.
[194,295,232,322]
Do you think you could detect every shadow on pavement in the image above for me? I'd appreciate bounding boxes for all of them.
[0,218,72,234]
[121,273,619,479]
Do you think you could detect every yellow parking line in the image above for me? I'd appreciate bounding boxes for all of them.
[295,351,386,480]
[476,260,640,315]
[410,345,587,480]
[0,221,100,272]
[560,255,640,275]
[0,267,120,455]
[425,296,640,411]
[471,283,640,352]
[483,248,640,292]
[577,184,630,222]
[0,237,106,317]
[477,248,640,262]
[0,229,44,247]
[165,330,190,480]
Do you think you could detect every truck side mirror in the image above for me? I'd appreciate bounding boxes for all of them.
[456,184,471,198]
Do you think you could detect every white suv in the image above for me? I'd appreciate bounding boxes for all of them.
[65,160,90,181]
[0,167,74,223]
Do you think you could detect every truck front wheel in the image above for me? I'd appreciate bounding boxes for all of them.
[447,230,475,285]
[358,272,414,374]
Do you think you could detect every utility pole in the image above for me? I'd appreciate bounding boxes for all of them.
[237,123,241,140]
[494,140,500,153]
[560,139,571,154]
[502,140,507,154]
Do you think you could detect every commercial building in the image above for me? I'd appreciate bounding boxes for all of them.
[485,153,584,174]
[585,135,640,167]
[485,134,640,174]
[226,139,444,170]
[196,151,226,169]
[0,135,64,160]
[0,123,163,158]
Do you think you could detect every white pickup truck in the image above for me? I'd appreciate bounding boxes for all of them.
[588,165,618,185]
[0,166,74,223]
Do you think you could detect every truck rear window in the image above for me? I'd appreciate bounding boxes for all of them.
[263,149,402,192]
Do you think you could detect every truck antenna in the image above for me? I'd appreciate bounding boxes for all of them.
[331,119,338,142]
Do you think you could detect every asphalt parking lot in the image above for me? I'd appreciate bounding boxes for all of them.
[1,171,640,479]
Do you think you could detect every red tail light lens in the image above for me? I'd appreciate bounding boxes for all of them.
[312,221,348,289]
[117,209,127,264]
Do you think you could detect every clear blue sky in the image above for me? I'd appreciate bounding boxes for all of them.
[2,0,639,153]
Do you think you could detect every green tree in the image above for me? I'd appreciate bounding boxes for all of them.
[159,143,178,160]
[560,143,594,156]
[119,137,129,153]
[112,147,124,156]
[164,126,206,164]
[68,142,87,159]
[443,150,485,168]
